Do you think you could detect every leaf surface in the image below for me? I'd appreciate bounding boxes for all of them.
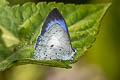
[0,0,111,71]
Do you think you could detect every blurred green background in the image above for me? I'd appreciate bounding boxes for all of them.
[0,0,120,80]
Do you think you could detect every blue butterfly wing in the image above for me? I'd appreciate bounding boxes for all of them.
[35,8,73,49]
[34,8,76,60]
[40,8,70,39]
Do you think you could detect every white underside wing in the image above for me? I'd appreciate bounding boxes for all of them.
[34,23,75,60]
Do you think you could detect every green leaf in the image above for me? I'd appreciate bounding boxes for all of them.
[0,0,8,5]
[0,1,111,71]
[0,0,20,63]
[0,25,19,47]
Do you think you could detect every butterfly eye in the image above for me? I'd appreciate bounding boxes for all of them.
[72,48,76,52]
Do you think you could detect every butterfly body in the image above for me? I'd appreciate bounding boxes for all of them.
[34,8,76,60]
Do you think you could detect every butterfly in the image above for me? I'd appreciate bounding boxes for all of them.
[34,8,76,60]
